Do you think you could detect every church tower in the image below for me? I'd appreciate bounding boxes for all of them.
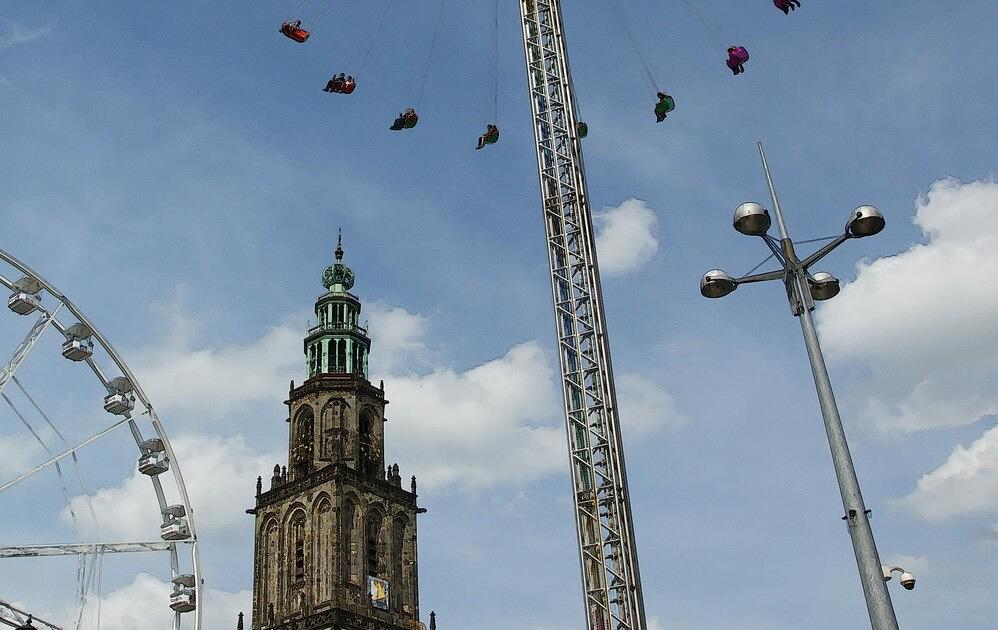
[251,238,426,630]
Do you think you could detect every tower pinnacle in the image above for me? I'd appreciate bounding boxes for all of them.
[307,238,370,379]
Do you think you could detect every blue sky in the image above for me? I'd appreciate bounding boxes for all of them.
[2,0,998,628]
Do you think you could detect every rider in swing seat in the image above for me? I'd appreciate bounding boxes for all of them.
[341,76,356,94]
[324,73,346,93]
[402,108,419,128]
[774,0,801,14]
[726,46,750,75]
[280,20,309,43]
[655,92,675,123]
[390,108,419,131]
[476,124,500,150]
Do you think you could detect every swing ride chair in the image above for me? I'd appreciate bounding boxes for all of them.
[390,109,419,131]
[476,125,500,149]
[280,21,309,43]
[323,73,356,94]
[0,248,203,630]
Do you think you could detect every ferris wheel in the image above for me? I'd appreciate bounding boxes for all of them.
[0,247,202,630]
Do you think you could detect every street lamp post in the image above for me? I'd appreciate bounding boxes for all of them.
[700,142,900,630]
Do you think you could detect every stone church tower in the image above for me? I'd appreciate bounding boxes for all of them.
[250,239,428,630]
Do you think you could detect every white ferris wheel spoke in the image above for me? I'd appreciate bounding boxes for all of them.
[0,303,62,398]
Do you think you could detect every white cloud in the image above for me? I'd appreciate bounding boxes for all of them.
[365,303,429,375]
[893,424,998,523]
[883,554,929,577]
[131,293,302,420]
[64,434,279,539]
[594,198,660,276]
[121,298,679,497]
[616,373,687,434]
[0,431,44,479]
[68,573,249,630]
[386,341,566,490]
[0,23,52,50]
[817,179,998,433]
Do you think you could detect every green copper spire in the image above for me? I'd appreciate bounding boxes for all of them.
[322,230,355,291]
[305,232,370,380]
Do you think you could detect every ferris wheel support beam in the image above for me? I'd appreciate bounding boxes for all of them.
[0,541,186,557]
[0,304,62,398]
[517,1,647,628]
[0,414,133,493]
[0,248,202,630]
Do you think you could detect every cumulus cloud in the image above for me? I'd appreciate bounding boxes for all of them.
[64,434,279,539]
[69,573,249,630]
[130,293,303,420]
[616,373,687,434]
[817,179,998,433]
[386,341,566,490]
[594,198,660,275]
[365,303,429,375]
[0,23,52,50]
[0,431,44,479]
[120,297,677,496]
[893,424,998,523]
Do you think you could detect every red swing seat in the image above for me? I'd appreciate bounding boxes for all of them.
[281,22,310,43]
[341,80,356,94]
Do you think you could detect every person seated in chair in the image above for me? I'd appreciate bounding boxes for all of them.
[655,92,675,122]
[476,124,500,149]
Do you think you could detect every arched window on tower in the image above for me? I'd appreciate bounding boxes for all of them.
[313,498,332,602]
[391,516,407,611]
[336,339,347,373]
[259,518,279,620]
[341,500,357,583]
[287,512,307,588]
[291,408,314,478]
[358,410,377,476]
[320,399,346,460]
[366,510,383,577]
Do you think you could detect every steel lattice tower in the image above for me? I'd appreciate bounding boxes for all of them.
[517,1,647,628]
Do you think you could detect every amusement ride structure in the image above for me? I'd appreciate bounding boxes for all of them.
[0,248,201,629]
[516,1,647,628]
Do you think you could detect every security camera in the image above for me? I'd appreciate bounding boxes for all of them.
[900,572,916,590]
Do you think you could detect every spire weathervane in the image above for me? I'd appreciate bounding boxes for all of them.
[322,229,355,291]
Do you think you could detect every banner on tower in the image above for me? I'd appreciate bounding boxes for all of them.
[368,576,390,610]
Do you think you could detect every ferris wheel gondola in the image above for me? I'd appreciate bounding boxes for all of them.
[0,247,202,630]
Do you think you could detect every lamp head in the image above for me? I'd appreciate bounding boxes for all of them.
[809,272,840,301]
[733,202,771,236]
[701,269,737,298]
[847,205,885,238]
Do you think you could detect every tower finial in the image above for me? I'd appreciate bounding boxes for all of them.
[335,228,344,261]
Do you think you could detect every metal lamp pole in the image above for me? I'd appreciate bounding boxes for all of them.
[700,143,900,630]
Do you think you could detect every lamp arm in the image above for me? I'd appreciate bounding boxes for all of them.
[736,270,785,285]
[761,234,789,267]
[801,233,850,270]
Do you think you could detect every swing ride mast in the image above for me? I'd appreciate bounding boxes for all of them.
[517,2,647,629]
